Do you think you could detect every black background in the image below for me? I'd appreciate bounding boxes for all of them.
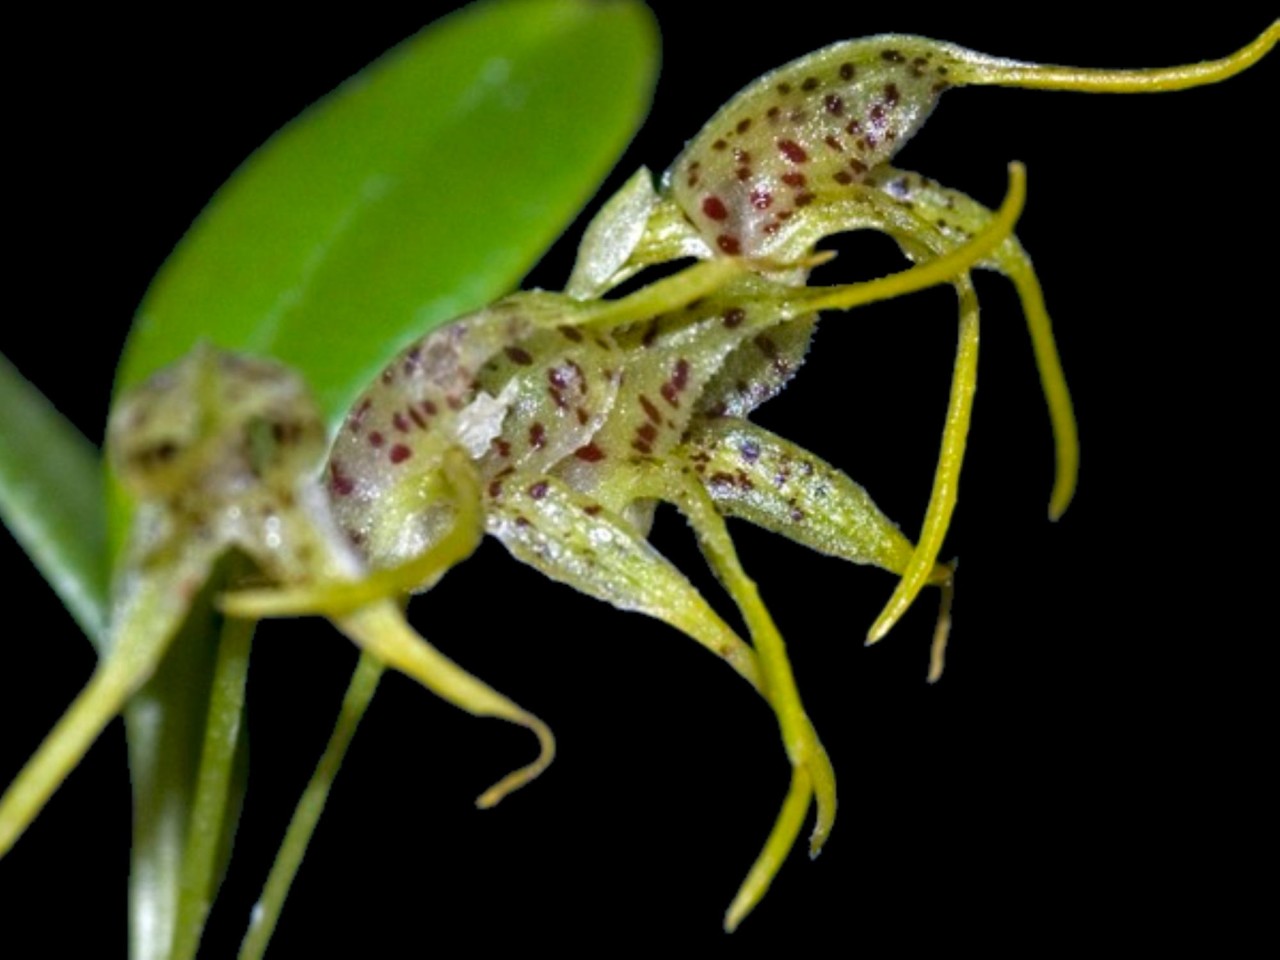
[2,3,1273,953]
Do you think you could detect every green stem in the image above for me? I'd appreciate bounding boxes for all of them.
[238,653,384,960]
[168,613,256,960]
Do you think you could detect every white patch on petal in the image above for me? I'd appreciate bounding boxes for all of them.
[455,382,517,458]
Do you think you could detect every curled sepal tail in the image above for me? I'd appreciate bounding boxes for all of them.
[336,601,555,808]
[224,449,554,808]
[947,20,1278,92]
[724,765,815,933]
[861,164,1025,646]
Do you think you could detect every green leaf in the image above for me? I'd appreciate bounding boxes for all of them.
[0,354,109,650]
[115,0,660,428]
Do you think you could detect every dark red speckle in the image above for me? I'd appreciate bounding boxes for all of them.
[346,398,372,434]
[328,462,354,497]
[723,308,745,329]
[574,443,606,462]
[736,118,752,133]
[504,345,534,366]
[547,367,570,408]
[368,431,385,448]
[750,188,773,210]
[672,358,690,391]
[393,412,410,433]
[777,140,808,164]
[702,196,729,221]
[781,172,807,188]
[839,62,855,80]
[881,49,904,63]
[639,395,662,424]
[823,95,845,116]
[389,444,412,464]
[528,481,549,500]
[529,423,546,449]
[642,318,660,348]
[717,235,742,255]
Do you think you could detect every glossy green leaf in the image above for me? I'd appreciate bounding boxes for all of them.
[0,354,109,650]
[115,0,660,428]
